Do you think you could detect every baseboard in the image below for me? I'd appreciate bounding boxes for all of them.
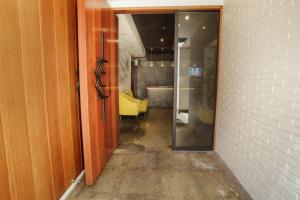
[59,170,85,200]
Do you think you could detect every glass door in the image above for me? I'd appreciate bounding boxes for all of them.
[173,11,219,150]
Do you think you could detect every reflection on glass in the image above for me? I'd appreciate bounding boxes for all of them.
[174,12,219,150]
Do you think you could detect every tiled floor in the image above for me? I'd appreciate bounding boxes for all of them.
[70,108,252,200]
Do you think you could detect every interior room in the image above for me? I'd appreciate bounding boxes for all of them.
[118,11,219,151]
[118,13,175,151]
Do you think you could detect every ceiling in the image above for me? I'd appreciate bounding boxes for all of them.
[118,12,219,61]
[132,14,175,58]
[107,0,223,8]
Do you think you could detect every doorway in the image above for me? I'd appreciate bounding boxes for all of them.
[118,11,220,151]
[118,13,175,151]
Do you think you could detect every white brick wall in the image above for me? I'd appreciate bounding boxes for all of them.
[215,0,300,199]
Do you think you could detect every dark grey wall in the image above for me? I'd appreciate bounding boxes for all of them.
[132,61,174,99]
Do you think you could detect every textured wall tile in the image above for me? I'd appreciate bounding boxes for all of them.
[119,49,132,92]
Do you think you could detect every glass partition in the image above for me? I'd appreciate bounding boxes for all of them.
[173,11,219,150]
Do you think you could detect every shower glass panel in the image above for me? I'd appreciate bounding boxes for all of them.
[173,11,219,150]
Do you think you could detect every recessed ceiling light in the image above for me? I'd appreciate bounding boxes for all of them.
[202,26,206,30]
[185,15,189,20]
[160,38,164,42]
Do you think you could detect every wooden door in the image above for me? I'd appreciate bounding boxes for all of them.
[77,0,119,185]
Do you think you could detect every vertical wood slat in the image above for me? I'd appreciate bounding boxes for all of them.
[90,6,104,180]
[115,15,120,145]
[94,8,106,174]
[0,0,83,199]
[54,0,76,187]
[109,9,115,156]
[101,8,113,161]
[0,0,36,199]
[107,11,112,151]
[66,0,83,176]
[0,114,12,200]
[109,13,119,149]
[102,8,109,161]
[77,0,96,185]
[17,0,54,198]
[86,6,98,184]
[114,15,120,146]
[40,0,66,198]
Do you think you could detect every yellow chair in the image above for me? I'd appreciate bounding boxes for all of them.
[119,92,140,116]
[119,90,148,117]
[124,90,148,113]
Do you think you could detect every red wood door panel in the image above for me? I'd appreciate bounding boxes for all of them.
[77,0,119,185]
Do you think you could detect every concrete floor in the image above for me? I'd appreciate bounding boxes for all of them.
[70,108,252,200]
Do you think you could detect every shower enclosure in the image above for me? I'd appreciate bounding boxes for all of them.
[173,11,220,150]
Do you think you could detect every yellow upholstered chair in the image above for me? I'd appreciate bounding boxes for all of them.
[124,90,134,97]
[119,92,140,116]
[124,90,148,113]
[139,99,149,113]
[119,90,148,117]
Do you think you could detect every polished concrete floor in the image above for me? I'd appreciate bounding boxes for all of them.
[70,108,252,200]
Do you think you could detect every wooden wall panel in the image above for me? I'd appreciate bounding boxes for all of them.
[115,16,120,146]
[0,0,83,199]
[0,0,36,199]
[67,0,83,176]
[54,0,77,187]
[110,14,119,148]
[78,1,101,185]
[86,6,100,183]
[95,8,106,173]
[77,0,94,184]
[77,0,119,185]
[0,115,11,200]
[40,0,66,198]
[103,8,114,161]
[18,0,54,198]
